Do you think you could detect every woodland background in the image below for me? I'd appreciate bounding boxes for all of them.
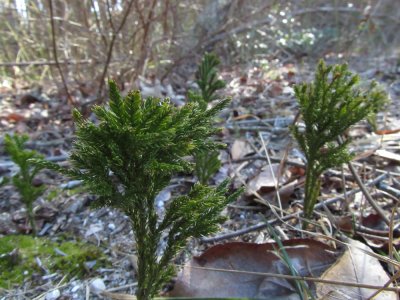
[1,0,399,97]
[1,0,400,299]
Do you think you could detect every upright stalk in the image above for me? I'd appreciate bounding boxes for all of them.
[291,60,388,226]
[303,162,321,227]
[26,202,37,235]
[4,134,45,235]
[33,81,242,299]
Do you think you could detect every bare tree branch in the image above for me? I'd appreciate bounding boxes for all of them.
[136,0,158,77]
[0,59,100,67]
[48,0,75,106]
[89,0,108,48]
[97,0,136,101]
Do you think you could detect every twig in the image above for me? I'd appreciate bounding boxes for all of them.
[103,283,138,293]
[227,204,267,210]
[367,268,400,299]
[201,173,388,243]
[89,0,108,48]
[135,0,158,77]
[352,161,400,177]
[355,222,398,237]
[378,182,400,198]
[289,6,400,24]
[259,131,283,217]
[97,0,135,100]
[48,0,74,106]
[337,136,390,225]
[348,161,390,226]
[31,276,68,300]
[0,139,70,149]
[187,265,400,293]
[388,205,398,274]
[0,59,107,67]
[105,0,116,31]
[0,154,68,169]
[231,155,305,168]
[85,283,90,300]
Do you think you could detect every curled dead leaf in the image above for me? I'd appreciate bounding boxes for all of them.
[246,164,281,195]
[231,139,254,160]
[4,113,25,122]
[316,239,397,300]
[171,239,339,298]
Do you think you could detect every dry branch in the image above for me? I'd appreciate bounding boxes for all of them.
[97,0,135,100]
[48,0,74,106]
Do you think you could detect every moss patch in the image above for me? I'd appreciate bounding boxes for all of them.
[0,235,109,289]
[45,185,87,201]
[45,188,61,201]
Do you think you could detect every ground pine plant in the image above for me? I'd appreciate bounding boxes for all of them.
[291,60,387,225]
[4,134,45,235]
[190,53,226,184]
[34,81,241,300]
[189,52,226,109]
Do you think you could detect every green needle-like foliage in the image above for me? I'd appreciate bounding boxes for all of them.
[190,52,226,109]
[190,53,226,184]
[34,81,241,300]
[4,134,45,235]
[194,150,221,185]
[291,60,388,224]
[0,176,8,187]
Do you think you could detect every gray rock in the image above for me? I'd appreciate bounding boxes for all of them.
[0,212,17,234]
[90,278,106,294]
[45,289,60,300]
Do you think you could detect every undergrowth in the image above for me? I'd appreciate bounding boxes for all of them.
[190,53,226,184]
[291,60,388,226]
[0,235,109,289]
[34,81,242,300]
[4,134,46,235]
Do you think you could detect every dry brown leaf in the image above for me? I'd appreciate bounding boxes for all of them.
[3,112,25,122]
[101,291,136,299]
[246,164,280,195]
[362,213,388,231]
[263,179,300,208]
[230,139,254,160]
[359,214,400,251]
[316,239,397,300]
[268,81,283,97]
[375,128,400,135]
[374,149,400,163]
[19,94,41,107]
[288,165,306,177]
[333,215,354,233]
[170,239,338,298]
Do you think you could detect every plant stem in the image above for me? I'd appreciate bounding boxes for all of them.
[27,202,36,235]
[132,194,160,300]
[303,160,320,228]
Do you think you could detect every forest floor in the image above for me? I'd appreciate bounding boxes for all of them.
[0,55,400,299]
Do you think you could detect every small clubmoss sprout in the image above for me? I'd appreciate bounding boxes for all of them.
[190,53,226,184]
[4,134,46,235]
[190,52,226,109]
[34,81,242,300]
[291,60,388,225]
[194,150,221,185]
